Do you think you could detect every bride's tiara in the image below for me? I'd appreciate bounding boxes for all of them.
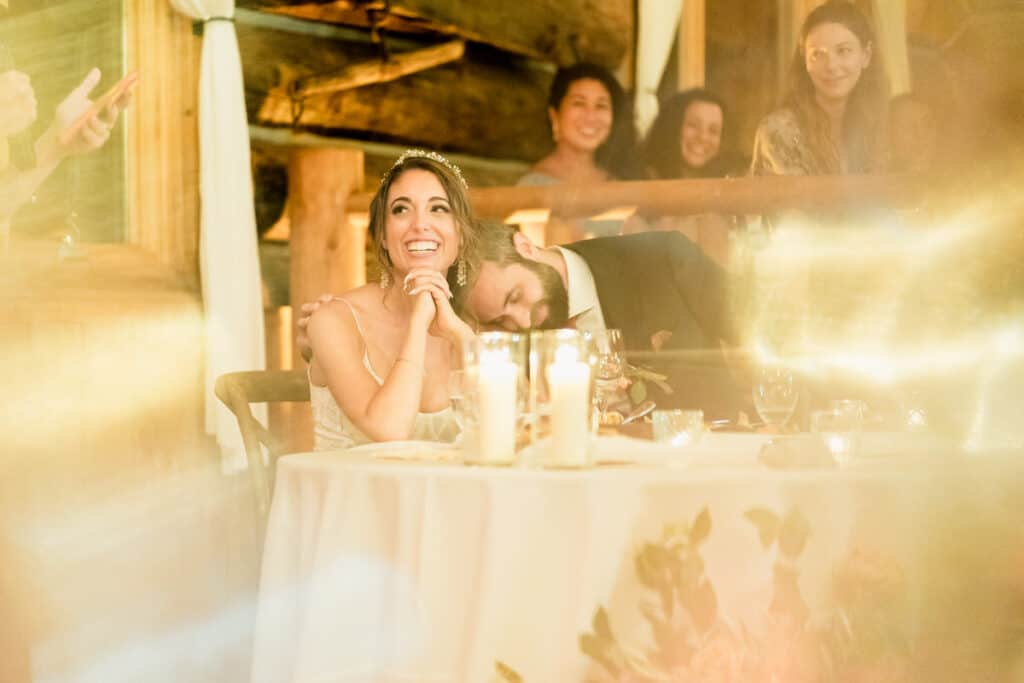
[387,148,468,190]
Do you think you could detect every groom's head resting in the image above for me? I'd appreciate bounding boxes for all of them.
[452,220,570,331]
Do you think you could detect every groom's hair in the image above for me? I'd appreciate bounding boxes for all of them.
[450,219,570,329]
[449,219,523,313]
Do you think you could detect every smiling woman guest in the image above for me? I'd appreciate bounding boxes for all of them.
[632,89,741,266]
[518,62,639,243]
[641,88,739,179]
[751,0,888,176]
[305,150,478,450]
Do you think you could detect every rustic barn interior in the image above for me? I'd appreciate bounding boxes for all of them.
[1,0,1023,681]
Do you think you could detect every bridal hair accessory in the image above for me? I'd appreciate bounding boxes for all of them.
[387,149,468,190]
[456,257,467,287]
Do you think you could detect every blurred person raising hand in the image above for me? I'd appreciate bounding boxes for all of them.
[1,67,131,236]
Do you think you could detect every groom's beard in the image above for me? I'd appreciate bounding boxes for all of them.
[527,259,570,329]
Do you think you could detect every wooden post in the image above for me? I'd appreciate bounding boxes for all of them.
[677,0,706,89]
[777,0,825,94]
[287,148,365,368]
[872,0,909,96]
[124,0,201,285]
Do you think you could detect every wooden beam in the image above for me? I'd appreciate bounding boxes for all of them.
[678,0,706,89]
[346,175,930,219]
[238,23,552,160]
[234,7,423,47]
[292,39,465,98]
[249,125,529,175]
[240,0,632,68]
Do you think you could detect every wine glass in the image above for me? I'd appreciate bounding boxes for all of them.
[752,366,799,429]
[447,369,468,431]
[586,329,627,423]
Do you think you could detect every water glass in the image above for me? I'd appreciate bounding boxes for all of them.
[831,399,868,424]
[811,408,860,464]
[584,329,627,424]
[899,389,929,431]
[652,409,705,446]
[752,366,799,428]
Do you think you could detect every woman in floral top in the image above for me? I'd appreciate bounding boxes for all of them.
[751,0,888,176]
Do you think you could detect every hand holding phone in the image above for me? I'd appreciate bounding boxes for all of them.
[57,69,137,146]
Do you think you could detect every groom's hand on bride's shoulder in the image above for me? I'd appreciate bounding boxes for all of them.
[296,293,335,362]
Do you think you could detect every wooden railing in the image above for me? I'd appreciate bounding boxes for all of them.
[346,173,930,219]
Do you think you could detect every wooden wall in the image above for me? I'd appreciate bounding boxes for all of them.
[705,0,779,162]
[125,0,202,286]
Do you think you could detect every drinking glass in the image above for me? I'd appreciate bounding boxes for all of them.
[811,408,860,464]
[447,369,468,431]
[585,329,627,424]
[652,409,705,446]
[752,366,799,429]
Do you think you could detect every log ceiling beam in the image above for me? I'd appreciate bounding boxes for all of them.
[238,23,552,160]
[237,0,632,68]
[292,38,465,98]
[235,7,423,49]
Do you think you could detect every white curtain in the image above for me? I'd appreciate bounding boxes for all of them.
[634,0,684,136]
[169,0,266,473]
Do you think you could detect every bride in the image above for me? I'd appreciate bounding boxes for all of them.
[305,150,477,450]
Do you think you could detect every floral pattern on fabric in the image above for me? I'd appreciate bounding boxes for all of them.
[496,506,925,683]
[750,108,826,177]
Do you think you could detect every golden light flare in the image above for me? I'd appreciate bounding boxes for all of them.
[737,189,1024,386]
[0,306,204,456]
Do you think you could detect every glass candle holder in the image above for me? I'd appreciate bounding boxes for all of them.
[529,329,595,468]
[462,332,528,466]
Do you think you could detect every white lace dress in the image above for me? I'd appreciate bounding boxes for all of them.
[309,300,460,451]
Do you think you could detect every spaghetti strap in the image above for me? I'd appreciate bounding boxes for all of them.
[335,298,385,385]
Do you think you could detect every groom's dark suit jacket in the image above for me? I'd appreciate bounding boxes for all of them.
[562,232,736,352]
[563,232,744,417]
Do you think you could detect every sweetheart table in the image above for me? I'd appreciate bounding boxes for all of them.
[248,434,978,683]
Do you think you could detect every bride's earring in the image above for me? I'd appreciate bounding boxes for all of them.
[456,258,467,287]
[379,269,391,289]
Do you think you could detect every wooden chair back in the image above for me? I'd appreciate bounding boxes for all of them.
[214,369,310,518]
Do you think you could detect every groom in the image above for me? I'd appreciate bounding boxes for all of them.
[449,221,746,417]
[454,220,738,353]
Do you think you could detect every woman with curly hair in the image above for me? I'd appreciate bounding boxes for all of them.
[641,88,740,180]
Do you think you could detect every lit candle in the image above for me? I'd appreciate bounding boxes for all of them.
[476,350,518,465]
[545,346,592,467]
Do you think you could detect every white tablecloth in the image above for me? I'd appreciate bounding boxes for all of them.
[251,435,935,683]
